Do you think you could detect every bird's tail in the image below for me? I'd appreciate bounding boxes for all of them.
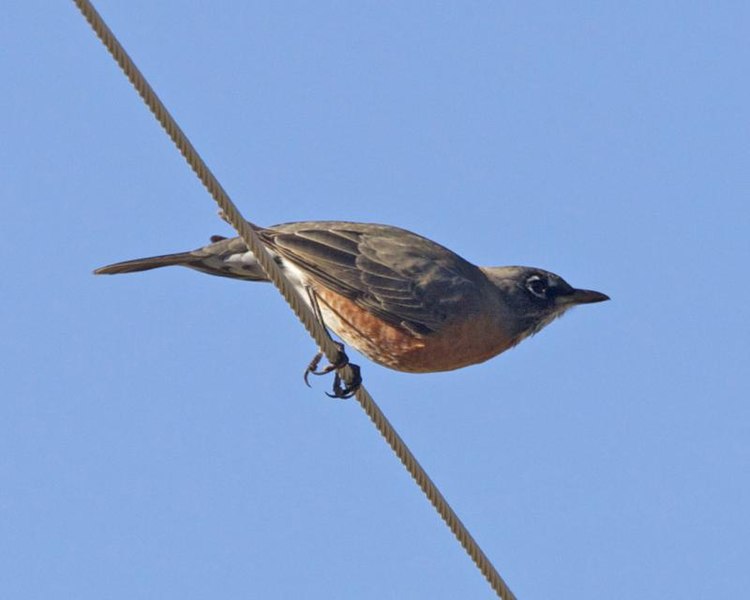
[94,236,270,282]
[94,252,195,275]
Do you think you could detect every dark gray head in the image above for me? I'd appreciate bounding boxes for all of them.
[481,266,609,343]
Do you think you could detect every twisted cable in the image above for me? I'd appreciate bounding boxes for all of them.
[72,2,516,597]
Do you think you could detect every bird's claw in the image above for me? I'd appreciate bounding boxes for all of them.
[325,363,362,399]
[303,342,362,399]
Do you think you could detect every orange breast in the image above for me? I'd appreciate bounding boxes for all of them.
[313,287,514,373]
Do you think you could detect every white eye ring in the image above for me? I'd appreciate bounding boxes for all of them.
[525,275,548,298]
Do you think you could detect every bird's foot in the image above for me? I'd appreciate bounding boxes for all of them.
[304,342,348,381]
[326,363,362,399]
[304,342,362,399]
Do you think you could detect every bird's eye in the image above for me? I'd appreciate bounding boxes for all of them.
[525,275,548,298]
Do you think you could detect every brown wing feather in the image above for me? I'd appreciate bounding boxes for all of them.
[260,222,487,335]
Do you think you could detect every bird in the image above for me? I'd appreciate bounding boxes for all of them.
[95,220,609,397]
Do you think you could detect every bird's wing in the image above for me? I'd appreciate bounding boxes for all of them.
[260,222,486,335]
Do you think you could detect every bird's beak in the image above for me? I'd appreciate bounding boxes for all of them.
[564,288,610,305]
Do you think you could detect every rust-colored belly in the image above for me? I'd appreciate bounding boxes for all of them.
[314,287,512,373]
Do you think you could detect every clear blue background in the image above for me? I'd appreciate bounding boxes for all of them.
[2,2,748,598]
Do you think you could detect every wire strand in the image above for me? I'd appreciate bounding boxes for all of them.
[72,2,517,598]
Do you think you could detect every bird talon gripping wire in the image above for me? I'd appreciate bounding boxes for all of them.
[303,342,361,398]
[325,363,362,400]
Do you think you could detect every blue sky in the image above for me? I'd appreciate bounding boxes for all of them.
[2,2,748,598]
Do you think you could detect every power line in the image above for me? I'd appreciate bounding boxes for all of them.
[72,2,517,597]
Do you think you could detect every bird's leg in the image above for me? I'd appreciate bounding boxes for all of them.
[302,289,362,398]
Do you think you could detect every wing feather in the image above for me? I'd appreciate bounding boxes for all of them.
[260,222,486,335]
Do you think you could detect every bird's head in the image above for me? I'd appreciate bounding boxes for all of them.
[481,266,609,343]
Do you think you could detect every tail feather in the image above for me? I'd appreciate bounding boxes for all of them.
[94,252,194,275]
[95,235,272,281]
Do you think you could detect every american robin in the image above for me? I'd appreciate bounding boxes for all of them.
[95,221,608,396]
